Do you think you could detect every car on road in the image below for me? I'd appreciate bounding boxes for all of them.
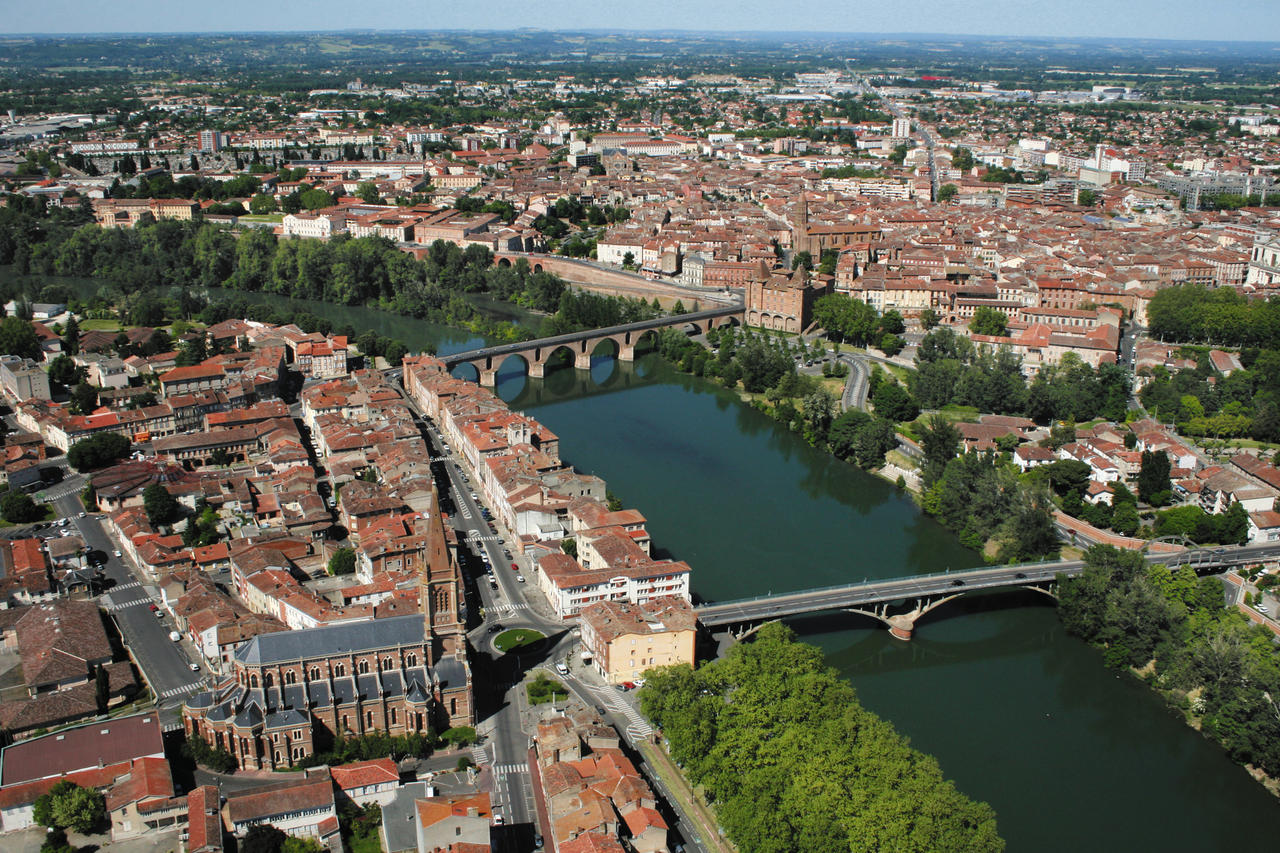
[511,562,519,571]
[516,574,525,583]
[77,512,86,518]
[188,663,200,672]
[487,624,504,634]
[950,579,965,586]
[619,681,637,691]
[555,662,569,675]
[113,550,121,558]
[169,631,181,642]
[148,603,158,612]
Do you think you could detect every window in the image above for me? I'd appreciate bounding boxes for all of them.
[358,660,369,674]
[310,667,320,680]
[285,671,296,685]
[406,653,417,667]
[250,674,259,688]
[390,708,397,725]
[334,664,345,677]
[367,710,373,727]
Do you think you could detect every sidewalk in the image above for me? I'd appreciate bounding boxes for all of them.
[637,738,736,853]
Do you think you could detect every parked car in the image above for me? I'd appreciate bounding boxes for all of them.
[516,574,525,583]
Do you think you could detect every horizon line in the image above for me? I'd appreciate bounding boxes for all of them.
[1,28,1279,47]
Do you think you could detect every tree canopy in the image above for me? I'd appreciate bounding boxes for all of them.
[640,623,1004,853]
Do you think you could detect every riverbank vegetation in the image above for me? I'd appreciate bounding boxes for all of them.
[653,325,900,470]
[1059,546,1280,783]
[640,623,1004,853]
[0,204,567,343]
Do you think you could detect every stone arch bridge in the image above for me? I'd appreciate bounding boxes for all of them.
[441,305,743,386]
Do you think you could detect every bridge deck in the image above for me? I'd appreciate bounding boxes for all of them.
[695,545,1257,627]
[440,305,742,366]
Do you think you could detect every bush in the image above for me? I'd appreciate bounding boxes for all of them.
[1,491,44,523]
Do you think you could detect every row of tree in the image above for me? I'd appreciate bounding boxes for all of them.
[1147,283,1280,348]
[639,623,1004,853]
[914,326,1130,423]
[1059,546,1280,777]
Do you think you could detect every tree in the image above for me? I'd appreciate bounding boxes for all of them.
[938,183,958,202]
[952,147,975,171]
[94,663,111,714]
[1137,450,1172,506]
[920,308,941,330]
[919,415,961,486]
[33,781,105,835]
[355,182,381,204]
[877,332,905,356]
[968,306,1008,337]
[143,483,182,527]
[871,381,919,422]
[67,432,131,472]
[249,193,278,215]
[622,251,636,269]
[241,824,289,853]
[0,315,40,360]
[1,492,43,524]
[68,382,98,415]
[1077,188,1098,206]
[61,315,80,355]
[47,354,81,388]
[328,546,357,576]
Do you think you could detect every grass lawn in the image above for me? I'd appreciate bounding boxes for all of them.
[79,319,121,331]
[527,672,567,706]
[347,828,382,853]
[0,504,55,528]
[493,628,545,653]
[239,214,284,223]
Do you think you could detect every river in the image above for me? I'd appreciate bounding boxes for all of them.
[38,279,1280,849]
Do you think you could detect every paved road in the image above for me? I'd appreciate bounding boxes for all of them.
[840,353,871,411]
[698,541,1280,627]
[48,490,205,721]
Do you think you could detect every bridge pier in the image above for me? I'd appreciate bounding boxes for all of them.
[574,352,593,370]
[618,345,636,362]
[479,368,498,387]
[886,615,916,641]
[528,362,546,379]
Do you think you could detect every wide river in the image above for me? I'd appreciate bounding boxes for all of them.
[58,281,1280,849]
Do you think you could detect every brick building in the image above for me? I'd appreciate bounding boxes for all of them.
[182,504,472,770]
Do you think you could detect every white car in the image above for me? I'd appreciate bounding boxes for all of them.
[516,574,526,583]
[113,550,122,558]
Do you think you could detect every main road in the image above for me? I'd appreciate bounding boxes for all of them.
[391,374,707,850]
[49,488,206,721]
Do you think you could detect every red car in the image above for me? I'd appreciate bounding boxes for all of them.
[148,604,158,612]
[621,681,637,691]
[511,563,519,571]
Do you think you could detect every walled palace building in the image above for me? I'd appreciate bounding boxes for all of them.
[182,496,471,770]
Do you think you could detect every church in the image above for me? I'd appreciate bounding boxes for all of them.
[182,502,472,771]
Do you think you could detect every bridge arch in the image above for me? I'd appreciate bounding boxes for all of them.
[590,337,621,360]
[450,361,480,383]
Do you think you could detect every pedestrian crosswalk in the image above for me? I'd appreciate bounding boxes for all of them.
[160,681,204,699]
[497,602,530,614]
[101,598,149,613]
[41,479,86,500]
[595,689,653,737]
[492,763,528,776]
[113,580,143,592]
[470,745,489,766]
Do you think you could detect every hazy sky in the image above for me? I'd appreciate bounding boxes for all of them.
[3,0,1280,43]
